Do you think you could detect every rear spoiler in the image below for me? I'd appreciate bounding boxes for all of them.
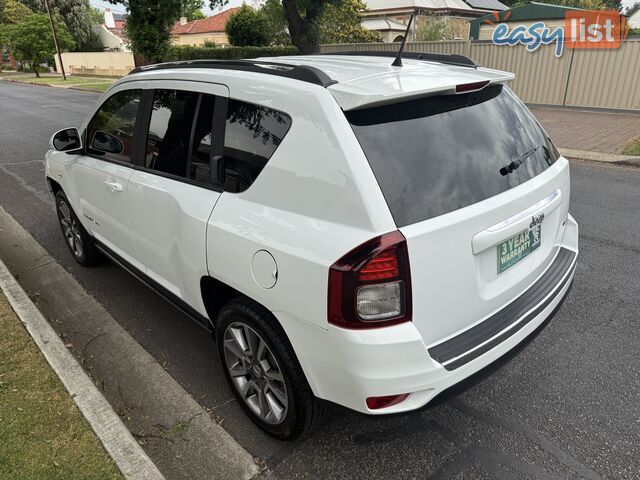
[329,67,515,111]
[323,51,479,69]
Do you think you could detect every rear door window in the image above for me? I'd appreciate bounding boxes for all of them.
[144,89,216,185]
[346,86,559,227]
[222,99,291,193]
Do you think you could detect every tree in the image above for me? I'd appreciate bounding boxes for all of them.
[82,28,104,50]
[1,0,33,24]
[415,15,450,41]
[261,0,289,44]
[16,0,94,51]
[318,0,379,43]
[256,0,378,50]
[106,0,182,64]
[627,1,640,15]
[53,0,94,50]
[212,0,339,53]
[89,6,103,24]
[280,0,335,53]
[1,14,74,76]
[225,4,271,46]
[181,0,205,20]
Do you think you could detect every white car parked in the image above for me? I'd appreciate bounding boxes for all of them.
[45,53,578,439]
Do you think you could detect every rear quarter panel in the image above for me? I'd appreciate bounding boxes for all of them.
[205,74,397,329]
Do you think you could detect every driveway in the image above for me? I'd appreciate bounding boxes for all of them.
[1,82,639,479]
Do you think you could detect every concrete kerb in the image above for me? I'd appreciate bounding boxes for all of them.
[0,257,166,480]
[559,148,640,167]
[0,205,262,480]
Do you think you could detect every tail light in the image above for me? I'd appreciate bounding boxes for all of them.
[328,231,412,329]
[456,80,490,93]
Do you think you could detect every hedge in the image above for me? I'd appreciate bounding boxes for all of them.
[165,45,299,62]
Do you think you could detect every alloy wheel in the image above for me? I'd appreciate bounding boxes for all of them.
[58,200,84,259]
[223,322,288,425]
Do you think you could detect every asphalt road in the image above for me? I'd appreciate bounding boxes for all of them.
[1,81,639,479]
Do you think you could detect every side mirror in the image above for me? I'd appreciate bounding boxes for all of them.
[90,130,124,155]
[51,128,82,153]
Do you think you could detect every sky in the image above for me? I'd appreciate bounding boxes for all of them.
[90,0,637,18]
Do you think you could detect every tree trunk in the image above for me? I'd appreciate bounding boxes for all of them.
[282,0,321,54]
[34,65,40,78]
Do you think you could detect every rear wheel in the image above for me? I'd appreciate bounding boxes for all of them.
[216,297,328,439]
[55,191,101,266]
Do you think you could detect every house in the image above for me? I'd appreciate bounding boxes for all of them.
[171,7,240,47]
[97,8,130,52]
[361,18,410,43]
[469,2,586,40]
[362,0,508,41]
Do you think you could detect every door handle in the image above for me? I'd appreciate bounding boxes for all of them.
[104,179,123,192]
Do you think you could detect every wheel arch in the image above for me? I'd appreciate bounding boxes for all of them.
[200,276,244,330]
[47,176,63,195]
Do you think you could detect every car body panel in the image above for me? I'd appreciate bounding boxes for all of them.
[44,55,578,417]
[258,55,515,110]
[401,158,570,347]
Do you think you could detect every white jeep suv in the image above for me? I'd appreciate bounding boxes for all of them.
[45,53,578,440]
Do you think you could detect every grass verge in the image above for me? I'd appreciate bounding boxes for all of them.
[0,291,124,480]
[0,74,114,92]
[622,138,640,156]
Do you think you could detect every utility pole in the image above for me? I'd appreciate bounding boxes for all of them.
[43,0,66,80]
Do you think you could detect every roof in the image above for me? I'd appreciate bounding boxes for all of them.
[364,0,505,13]
[112,12,126,22]
[107,27,127,41]
[128,55,514,111]
[472,1,585,24]
[171,7,240,35]
[464,0,507,11]
[260,55,514,110]
[469,2,588,38]
[361,18,408,31]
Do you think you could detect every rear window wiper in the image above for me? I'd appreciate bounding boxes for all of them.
[500,145,540,176]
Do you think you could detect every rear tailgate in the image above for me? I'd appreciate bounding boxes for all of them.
[345,84,570,350]
[401,162,569,348]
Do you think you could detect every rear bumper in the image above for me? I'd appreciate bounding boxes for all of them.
[276,215,578,415]
[428,247,576,371]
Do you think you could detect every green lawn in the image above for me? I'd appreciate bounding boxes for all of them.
[0,74,114,92]
[622,138,640,156]
[0,292,124,480]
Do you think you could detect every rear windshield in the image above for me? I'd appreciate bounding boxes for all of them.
[346,85,559,227]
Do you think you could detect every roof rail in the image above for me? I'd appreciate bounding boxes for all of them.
[323,51,478,69]
[129,59,338,88]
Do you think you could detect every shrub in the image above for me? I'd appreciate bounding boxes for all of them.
[165,45,299,62]
[225,5,272,47]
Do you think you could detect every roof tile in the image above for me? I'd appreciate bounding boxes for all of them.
[171,7,240,35]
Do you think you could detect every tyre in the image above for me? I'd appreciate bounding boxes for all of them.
[216,297,328,440]
[55,190,101,266]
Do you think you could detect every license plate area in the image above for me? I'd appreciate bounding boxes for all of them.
[497,225,541,273]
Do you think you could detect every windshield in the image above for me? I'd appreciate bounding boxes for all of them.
[346,85,559,227]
